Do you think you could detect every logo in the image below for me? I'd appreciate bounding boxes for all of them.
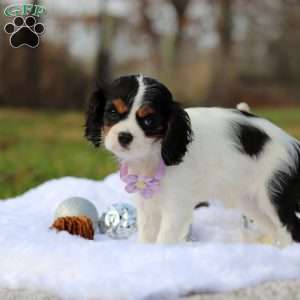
[3,3,46,48]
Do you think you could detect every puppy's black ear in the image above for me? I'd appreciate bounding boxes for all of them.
[84,84,107,147]
[161,102,193,166]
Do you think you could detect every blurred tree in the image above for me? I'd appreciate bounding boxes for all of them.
[136,0,192,73]
[95,2,117,83]
[206,0,238,106]
[1,0,300,109]
[24,0,42,106]
[13,0,41,106]
[0,0,42,107]
[217,0,233,58]
[271,1,300,83]
[139,0,162,68]
[169,0,190,65]
[0,3,4,104]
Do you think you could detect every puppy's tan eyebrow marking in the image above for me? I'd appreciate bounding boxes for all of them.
[137,105,155,118]
[102,125,112,136]
[112,98,128,114]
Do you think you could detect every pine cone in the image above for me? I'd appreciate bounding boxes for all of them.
[51,216,94,240]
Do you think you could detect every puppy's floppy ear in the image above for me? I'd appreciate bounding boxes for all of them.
[161,102,193,166]
[84,83,107,147]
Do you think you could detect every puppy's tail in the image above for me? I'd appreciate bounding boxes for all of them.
[236,102,251,113]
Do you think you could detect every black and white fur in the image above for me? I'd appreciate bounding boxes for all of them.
[85,74,300,245]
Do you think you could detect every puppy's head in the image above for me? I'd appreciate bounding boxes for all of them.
[85,75,193,165]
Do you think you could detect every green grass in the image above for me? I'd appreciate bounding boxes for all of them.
[0,107,299,199]
[255,108,300,138]
[0,108,117,199]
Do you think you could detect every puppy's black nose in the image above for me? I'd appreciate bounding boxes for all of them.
[118,132,133,147]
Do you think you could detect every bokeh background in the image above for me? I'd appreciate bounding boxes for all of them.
[0,0,299,199]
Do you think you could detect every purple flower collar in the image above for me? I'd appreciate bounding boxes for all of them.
[120,160,166,199]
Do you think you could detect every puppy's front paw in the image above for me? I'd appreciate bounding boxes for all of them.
[138,235,156,244]
[258,235,274,245]
[156,231,188,244]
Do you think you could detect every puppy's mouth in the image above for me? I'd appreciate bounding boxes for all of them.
[105,142,131,159]
[113,149,133,161]
[119,145,131,152]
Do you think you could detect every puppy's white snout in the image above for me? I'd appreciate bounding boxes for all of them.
[118,132,133,148]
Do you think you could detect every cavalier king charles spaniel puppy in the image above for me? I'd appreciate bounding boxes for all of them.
[85,74,300,246]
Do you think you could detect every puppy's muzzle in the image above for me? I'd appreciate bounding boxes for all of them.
[118,132,133,148]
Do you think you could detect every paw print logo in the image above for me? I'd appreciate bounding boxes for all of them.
[4,16,45,48]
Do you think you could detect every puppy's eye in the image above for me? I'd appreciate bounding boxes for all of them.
[108,108,117,115]
[106,108,119,122]
[142,116,155,127]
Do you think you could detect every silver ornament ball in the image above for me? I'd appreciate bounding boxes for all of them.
[99,203,137,239]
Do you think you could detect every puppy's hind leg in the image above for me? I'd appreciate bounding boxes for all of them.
[242,209,278,245]
[248,191,292,247]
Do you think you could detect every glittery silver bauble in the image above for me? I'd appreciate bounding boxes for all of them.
[99,203,137,239]
[54,197,99,232]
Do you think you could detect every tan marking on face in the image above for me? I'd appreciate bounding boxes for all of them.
[137,105,155,118]
[112,98,128,114]
[102,125,112,137]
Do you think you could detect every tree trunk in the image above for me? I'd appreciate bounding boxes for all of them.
[139,0,161,70]
[95,5,115,82]
[169,0,190,66]
[206,0,238,107]
[24,0,41,106]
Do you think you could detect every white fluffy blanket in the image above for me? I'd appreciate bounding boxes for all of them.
[1,174,300,300]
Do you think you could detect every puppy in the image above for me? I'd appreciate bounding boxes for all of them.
[85,74,300,245]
